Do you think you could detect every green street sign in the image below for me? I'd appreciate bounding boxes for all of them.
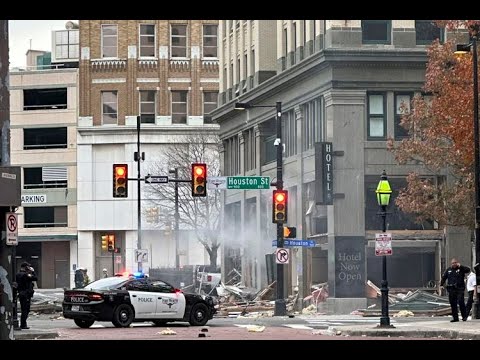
[227,176,270,190]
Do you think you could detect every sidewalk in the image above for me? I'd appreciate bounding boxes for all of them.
[14,328,58,340]
[328,319,480,339]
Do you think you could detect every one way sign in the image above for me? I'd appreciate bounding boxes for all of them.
[276,248,290,264]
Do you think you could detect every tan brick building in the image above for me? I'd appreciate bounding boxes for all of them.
[77,20,219,279]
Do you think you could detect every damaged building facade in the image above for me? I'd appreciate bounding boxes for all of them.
[211,20,471,313]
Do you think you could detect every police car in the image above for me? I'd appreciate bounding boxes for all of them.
[62,273,216,328]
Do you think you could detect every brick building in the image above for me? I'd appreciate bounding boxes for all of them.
[77,20,219,280]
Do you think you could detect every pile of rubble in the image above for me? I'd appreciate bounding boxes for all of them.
[30,292,63,313]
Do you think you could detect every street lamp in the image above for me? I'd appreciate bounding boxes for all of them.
[169,168,180,269]
[234,101,286,316]
[375,170,394,328]
[455,25,480,319]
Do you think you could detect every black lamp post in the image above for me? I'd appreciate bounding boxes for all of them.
[375,170,394,328]
[235,101,286,316]
[455,25,480,319]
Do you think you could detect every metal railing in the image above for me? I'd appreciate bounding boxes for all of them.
[24,222,68,228]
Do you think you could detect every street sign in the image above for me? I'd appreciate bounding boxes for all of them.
[145,175,169,184]
[226,176,270,190]
[272,239,316,247]
[6,212,18,246]
[276,248,290,264]
[375,233,392,256]
[207,176,227,189]
[135,249,149,263]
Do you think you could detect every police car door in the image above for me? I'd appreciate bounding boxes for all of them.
[126,279,156,318]
[149,280,186,319]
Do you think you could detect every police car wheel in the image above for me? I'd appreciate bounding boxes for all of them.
[74,319,95,328]
[152,320,167,327]
[189,303,209,326]
[112,304,134,328]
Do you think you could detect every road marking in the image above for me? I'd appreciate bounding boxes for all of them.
[283,324,314,330]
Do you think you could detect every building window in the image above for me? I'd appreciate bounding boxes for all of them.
[223,136,240,175]
[23,88,67,111]
[282,109,297,157]
[24,167,68,189]
[139,24,155,57]
[23,127,67,150]
[171,90,188,124]
[365,176,434,230]
[102,91,118,125]
[102,24,118,58]
[55,30,79,60]
[362,20,391,44]
[394,92,413,140]
[244,128,256,171]
[367,93,386,140]
[140,90,156,124]
[171,24,187,58]
[203,25,218,58]
[203,91,218,124]
[415,20,444,45]
[303,97,324,151]
[24,206,68,228]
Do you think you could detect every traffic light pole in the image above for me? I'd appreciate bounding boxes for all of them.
[135,116,142,273]
[274,101,286,317]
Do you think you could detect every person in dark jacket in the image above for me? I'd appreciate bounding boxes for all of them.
[440,258,470,322]
[15,262,38,329]
[74,268,84,288]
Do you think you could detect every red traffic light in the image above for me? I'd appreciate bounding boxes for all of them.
[192,163,207,197]
[273,190,288,224]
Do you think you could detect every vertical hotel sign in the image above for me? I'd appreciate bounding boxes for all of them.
[315,142,333,205]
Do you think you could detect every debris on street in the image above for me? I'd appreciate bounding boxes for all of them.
[393,310,414,317]
[246,325,265,332]
[158,328,177,335]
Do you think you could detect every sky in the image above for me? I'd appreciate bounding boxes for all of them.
[9,20,72,68]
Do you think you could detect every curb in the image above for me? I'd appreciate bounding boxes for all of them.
[333,328,480,340]
[14,331,59,340]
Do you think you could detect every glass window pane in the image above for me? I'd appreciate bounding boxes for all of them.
[103,37,116,47]
[103,46,116,58]
[69,45,79,58]
[140,46,155,57]
[369,117,384,137]
[103,92,116,103]
[171,47,186,57]
[362,20,390,42]
[70,30,79,44]
[172,25,186,36]
[141,24,155,35]
[369,95,383,115]
[103,114,117,125]
[141,91,155,102]
[396,95,411,114]
[172,103,186,113]
[203,25,217,36]
[141,103,155,113]
[102,25,117,36]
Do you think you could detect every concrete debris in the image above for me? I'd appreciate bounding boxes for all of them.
[350,310,364,315]
[246,325,265,332]
[302,304,317,314]
[393,310,415,318]
[158,328,177,335]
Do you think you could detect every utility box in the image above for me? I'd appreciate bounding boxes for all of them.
[0,166,21,206]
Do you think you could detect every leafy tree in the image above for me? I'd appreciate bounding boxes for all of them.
[387,21,480,228]
[143,132,222,267]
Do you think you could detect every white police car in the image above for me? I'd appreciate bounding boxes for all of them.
[62,273,216,328]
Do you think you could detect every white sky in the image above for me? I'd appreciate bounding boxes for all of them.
[9,20,72,68]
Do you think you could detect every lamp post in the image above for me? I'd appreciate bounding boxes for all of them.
[134,115,145,272]
[169,168,180,269]
[234,101,286,316]
[456,25,480,319]
[375,170,393,328]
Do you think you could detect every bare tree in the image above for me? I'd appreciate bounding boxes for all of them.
[143,131,221,267]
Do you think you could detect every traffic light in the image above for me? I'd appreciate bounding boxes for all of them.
[113,164,128,198]
[101,235,108,251]
[108,234,115,252]
[272,190,288,224]
[283,226,296,238]
[192,163,207,197]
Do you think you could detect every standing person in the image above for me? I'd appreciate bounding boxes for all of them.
[16,262,38,329]
[74,268,84,288]
[465,268,477,318]
[440,258,470,322]
[82,268,90,286]
[102,268,108,278]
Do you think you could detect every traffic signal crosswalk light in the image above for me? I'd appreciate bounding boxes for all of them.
[101,235,108,251]
[113,164,128,198]
[192,163,207,197]
[273,190,288,224]
[108,234,115,252]
[284,226,296,238]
